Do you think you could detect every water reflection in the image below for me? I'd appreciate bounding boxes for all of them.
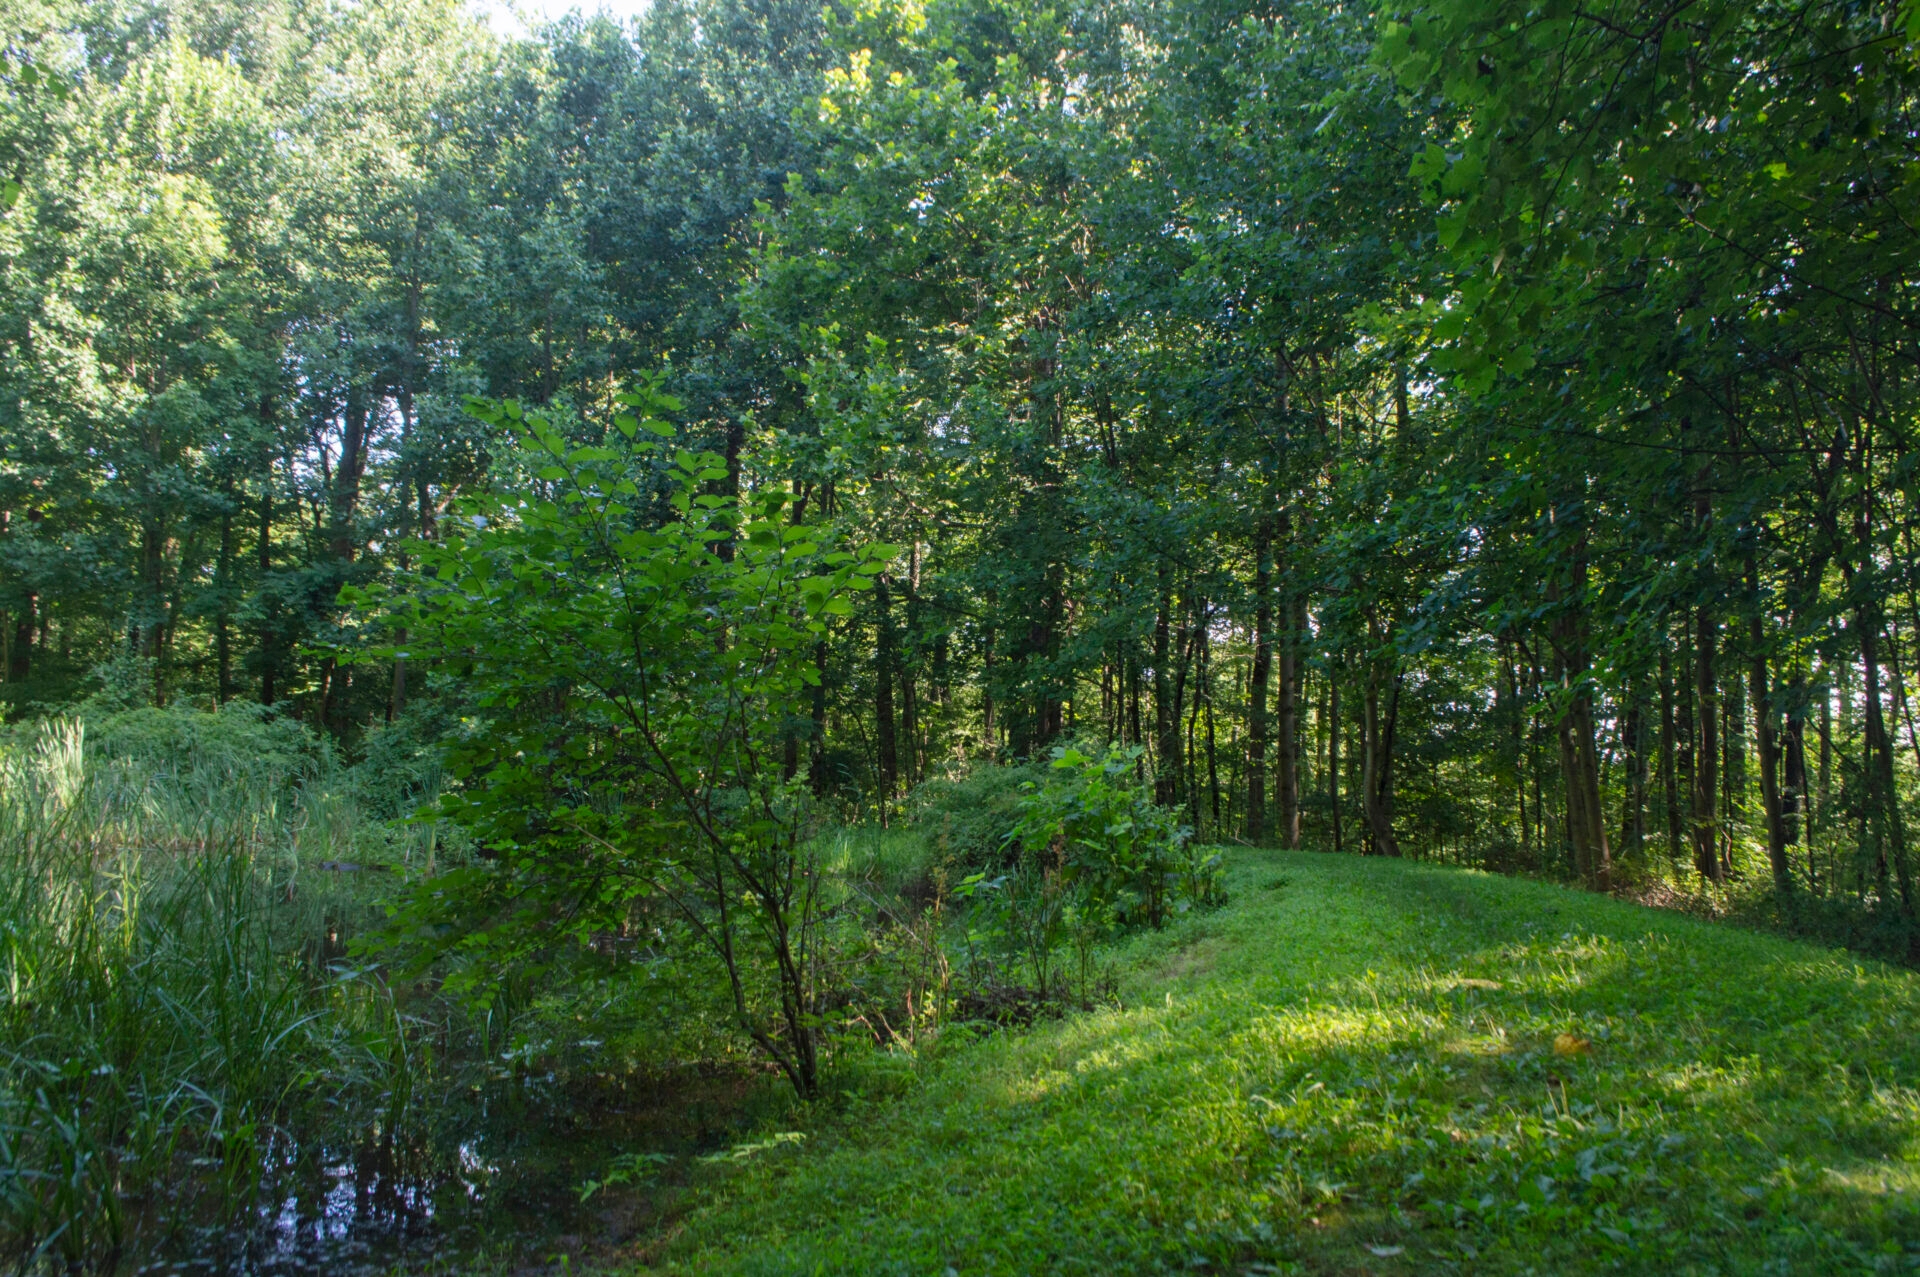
[124,1065,771,1275]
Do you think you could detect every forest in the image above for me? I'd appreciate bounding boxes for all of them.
[3,0,1920,1270]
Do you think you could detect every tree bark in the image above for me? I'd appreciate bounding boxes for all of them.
[330,391,368,563]
[1745,556,1790,892]
[1660,643,1680,861]
[1246,522,1273,840]
[875,577,898,801]
[257,475,277,706]
[1361,650,1401,857]
[1691,604,1722,882]
[1550,603,1612,889]
[809,638,829,794]
[1278,589,1301,849]
[1619,679,1646,859]
[1856,607,1916,944]
[1328,666,1343,854]
[1153,565,1181,806]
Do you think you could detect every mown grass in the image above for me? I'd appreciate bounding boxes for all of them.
[640,850,1920,1276]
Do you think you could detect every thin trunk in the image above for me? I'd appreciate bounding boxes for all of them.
[1746,556,1789,892]
[215,499,234,705]
[1361,652,1401,857]
[1783,662,1808,850]
[1857,608,1916,940]
[6,597,30,685]
[1816,663,1833,852]
[1660,643,1680,860]
[1204,643,1222,833]
[1328,668,1343,854]
[390,629,408,723]
[1692,604,1722,882]
[330,392,368,563]
[141,521,166,705]
[1619,679,1646,858]
[258,476,276,706]
[1246,525,1273,840]
[1549,526,1613,891]
[809,639,829,794]
[875,579,898,801]
[1278,589,1301,849]
[1153,567,1181,806]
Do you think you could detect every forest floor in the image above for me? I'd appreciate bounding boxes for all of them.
[624,850,1920,1276]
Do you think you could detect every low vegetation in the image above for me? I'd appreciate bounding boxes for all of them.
[647,850,1920,1276]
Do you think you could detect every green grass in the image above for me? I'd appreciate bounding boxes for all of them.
[643,850,1920,1275]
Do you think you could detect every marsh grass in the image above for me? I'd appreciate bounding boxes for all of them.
[0,715,417,1271]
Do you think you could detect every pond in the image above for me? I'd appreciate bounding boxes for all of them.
[127,1067,770,1276]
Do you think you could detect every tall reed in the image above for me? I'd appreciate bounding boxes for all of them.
[0,717,416,1271]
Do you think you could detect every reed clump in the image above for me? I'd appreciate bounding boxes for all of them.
[0,711,422,1271]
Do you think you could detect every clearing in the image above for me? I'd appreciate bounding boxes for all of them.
[637,850,1920,1275]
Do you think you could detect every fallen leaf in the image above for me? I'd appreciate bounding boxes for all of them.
[1553,1033,1591,1057]
[1453,978,1503,990]
[1367,1244,1405,1256]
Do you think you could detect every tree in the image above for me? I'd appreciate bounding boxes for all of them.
[364,383,888,1097]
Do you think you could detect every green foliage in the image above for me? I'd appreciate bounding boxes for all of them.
[1010,743,1221,929]
[904,759,1045,870]
[79,699,326,780]
[578,1150,672,1203]
[360,383,887,1097]
[948,745,1223,1010]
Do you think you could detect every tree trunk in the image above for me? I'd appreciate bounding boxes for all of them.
[1619,679,1646,859]
[390,627,408,723]
[330,391,368,563]
[216,500,235,705]
[1328,667,1343,853]
[1660,643,1680,861]
[875,578,898,800]
[1153,566,1181,806]
[1551,622,1612,890]
[1746,560,1790,892]
[1856,608,1916,945]
[1246,523,1273,840]
[6,597,30,685]
[1691,605,1722,882]
[1816,663,1833,854]
[1203,633,1222,833]
[1783,663,1808,851]
[1278,589,1301,849]
[1361,653,1401,856]
[809,638,829,794]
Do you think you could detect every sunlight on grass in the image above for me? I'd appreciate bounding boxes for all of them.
[640,849,1920,1275]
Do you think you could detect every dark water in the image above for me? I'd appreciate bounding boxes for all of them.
[129,1070,767,1276]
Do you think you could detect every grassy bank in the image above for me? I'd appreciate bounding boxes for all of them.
[644,850,1920,1275]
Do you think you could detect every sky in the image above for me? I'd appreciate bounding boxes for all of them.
[469,0,652,39]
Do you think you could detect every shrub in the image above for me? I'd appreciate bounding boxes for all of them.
[951,744,1225,1013]
[1009,743,1221,928]
[904,758,1046,871]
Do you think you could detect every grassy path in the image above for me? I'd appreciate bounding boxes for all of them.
[641,851,1920,1275]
